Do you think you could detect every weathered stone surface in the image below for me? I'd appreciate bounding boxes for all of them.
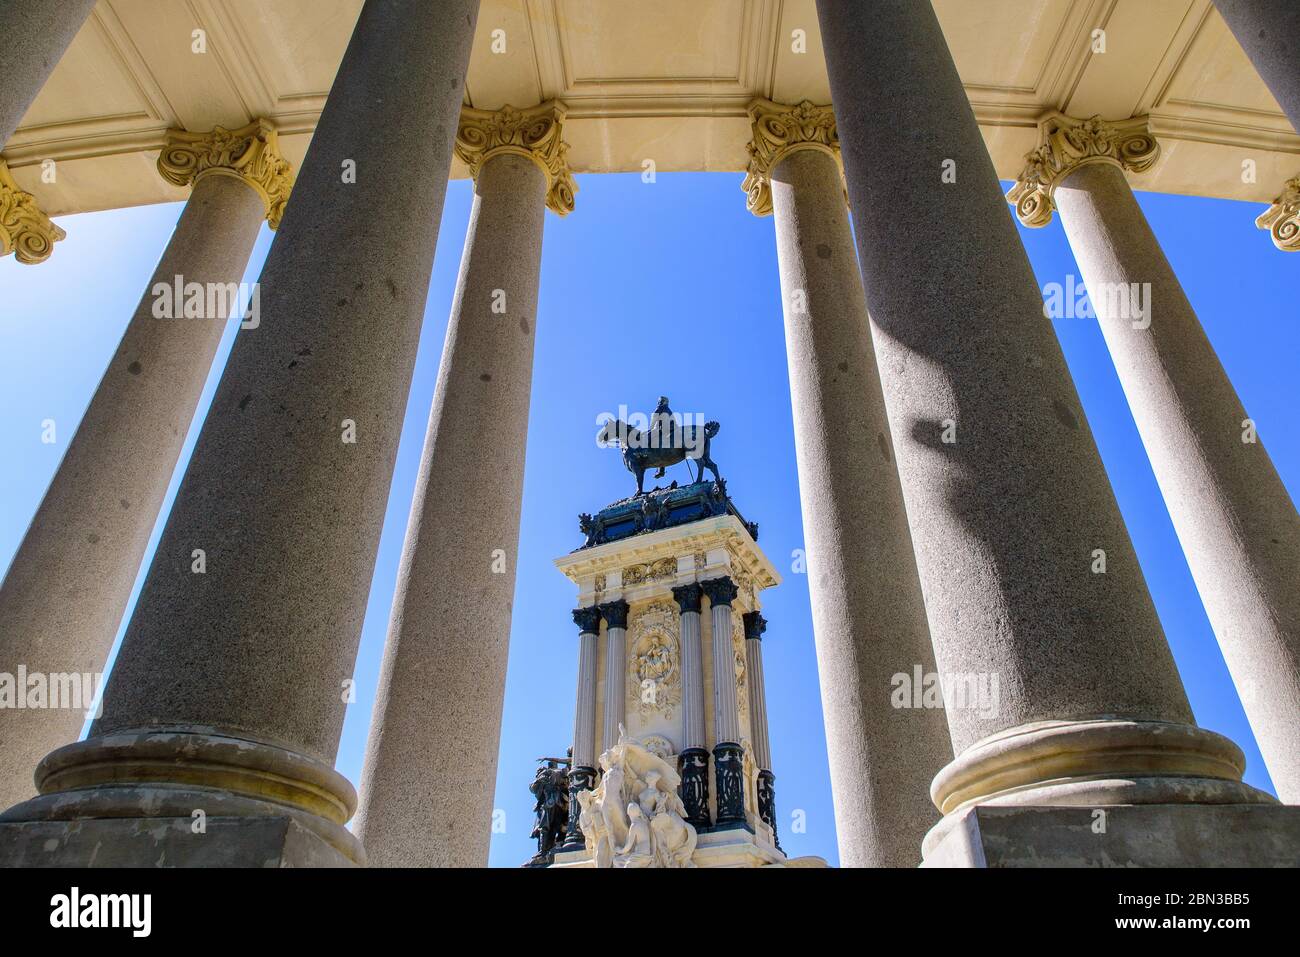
[925,804,1300,868]
[0,816,354,868]
[0,0,97,145]
[768,143,951,868]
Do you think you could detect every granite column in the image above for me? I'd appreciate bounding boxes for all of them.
[0,122,288,811]
[0,0,481,866]
[815,0,1271,858]
[744,99,952,865]
[1009,115,1300,801]
[354,102,573,867]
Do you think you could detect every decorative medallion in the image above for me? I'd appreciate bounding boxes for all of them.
[626,599,681,719]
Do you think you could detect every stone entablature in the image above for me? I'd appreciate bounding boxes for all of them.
[1007,112,1159,228]
[556,512,780,612]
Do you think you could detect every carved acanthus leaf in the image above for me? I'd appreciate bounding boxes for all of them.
[0,161,66,265]
[1006,113,1159,228]
[743,98,840,217]
[158,118,294,229]
[1256,174,1300,252]
[455,101,576,216]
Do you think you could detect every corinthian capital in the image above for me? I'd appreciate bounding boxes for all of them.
[1007,113,1159,228]
[0,161,66,265]
[158,118,294,229]
[455,101,576,216]
[1256,174,1299,252]
[742,99,839,217]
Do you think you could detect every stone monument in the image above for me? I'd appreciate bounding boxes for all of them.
[542,401,823,868]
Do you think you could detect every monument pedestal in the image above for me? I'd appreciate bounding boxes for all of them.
[923,804,1300,868]
[0,816,356,867]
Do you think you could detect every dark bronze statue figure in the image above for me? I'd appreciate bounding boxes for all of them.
[524,757,571,867]
[599,397,722,495]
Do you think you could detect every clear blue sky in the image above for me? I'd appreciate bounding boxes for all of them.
[0,171,1293,868]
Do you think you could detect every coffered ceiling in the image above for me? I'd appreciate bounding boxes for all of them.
[4,0,1296,217]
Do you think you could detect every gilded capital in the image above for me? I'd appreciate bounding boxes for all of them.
[1256,174,1299,252]
[742,98,839,217]
[1007,113,1159,228]
[0,161,66,265]
[455,101,576,215]
[158,118,294,229]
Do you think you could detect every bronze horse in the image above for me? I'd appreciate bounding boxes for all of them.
[600,418,721,495]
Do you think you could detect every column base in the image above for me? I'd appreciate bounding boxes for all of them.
[558,765,596,852]
[712,742,747,830]
[0,728,364,866]
[923,804,1300,867]
[925,718,1274,857]
[677,748,712,831]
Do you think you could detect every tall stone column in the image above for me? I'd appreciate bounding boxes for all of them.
[353,101,574,868]
[671,582,710,830]
[702,577,745,829]
[599,599,630,756]
[0,0,96,146]
[1212,1,1300,251]
[0,120,289,812]
[0,0,481,866]
[743,98,952,866]
[560,606,601,850]
[0,0,96,264]
[814,0,1271,856]
[1213,1,1300,129]
[742,611,779,846]
[1009,114,1300,802]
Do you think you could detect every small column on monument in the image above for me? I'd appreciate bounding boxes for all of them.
[599,599,630,753]
[1009,114,1300,802]
[560,605,601,850]
[742,611,778,846]
[0,120,290,811]
[671,582,711,830]
[702,577,745,829]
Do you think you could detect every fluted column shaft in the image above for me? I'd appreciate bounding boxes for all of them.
[815,0,1269,857]
[0,0,481,865]
[0,0,96,146]
[672,582,710,830]
[599,600,629,755]
[561,605,601,850]
[752,114,952,864]
[354,146,551,867]
[742,613,771,771]
[1051,158,1300,801]
[0,170,266,810]
[1213,1,1300,132]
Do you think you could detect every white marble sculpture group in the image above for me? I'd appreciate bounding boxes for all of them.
[577,727,698,868]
